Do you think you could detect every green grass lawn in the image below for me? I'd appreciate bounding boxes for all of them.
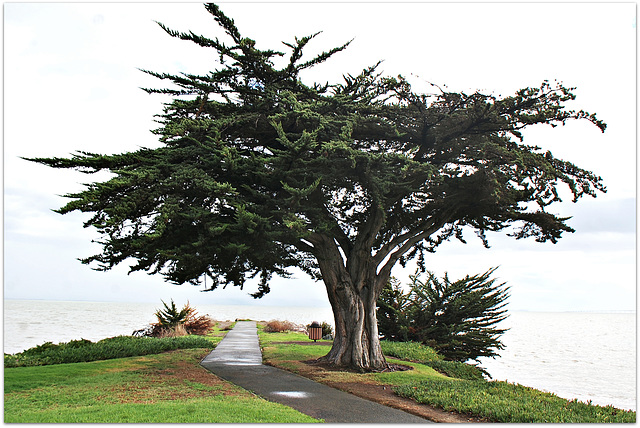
[4,348,320,423]
[5,323,320,424]
[395,378,634,423]
[7,322,634,423]
[6,396,314,423]
[259,329,636,423]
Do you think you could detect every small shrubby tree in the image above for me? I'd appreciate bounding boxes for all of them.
[139,300,213,337]
[155,299,195,329]
[377,268,509,362]
[28,4,605,370]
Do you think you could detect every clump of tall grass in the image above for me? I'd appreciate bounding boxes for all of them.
[4,335,213,368]
[395,378,636,423]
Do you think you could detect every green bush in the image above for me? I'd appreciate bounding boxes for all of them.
[377,278,411,342]
[377,268,509,362]
[20,341,60,356]
[395,378,636,423]
[5,335,213,368]
[133,300,214,337]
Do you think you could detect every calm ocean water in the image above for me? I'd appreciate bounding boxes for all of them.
[3,299,636,411]
[478,311,636,411]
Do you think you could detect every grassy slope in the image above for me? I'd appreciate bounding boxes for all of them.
[4,326,320,423]
[6,322,635,423]
[259,329,636,423]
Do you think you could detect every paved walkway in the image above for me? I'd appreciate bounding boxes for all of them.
[200,321,429,423]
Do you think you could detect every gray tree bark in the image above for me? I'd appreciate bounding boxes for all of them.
[310,233,389,371]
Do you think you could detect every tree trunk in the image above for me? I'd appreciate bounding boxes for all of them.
[311,234,388,371]
[321,277,387,371]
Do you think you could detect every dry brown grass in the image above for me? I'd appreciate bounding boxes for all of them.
[155,324,188,338]
[105,349,248,405]
[134,311,215,338]
[217,321,235,331]
[185,315,214,335]
[263,320,304,333]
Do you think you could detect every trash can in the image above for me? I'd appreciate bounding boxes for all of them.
[308,321,322,342]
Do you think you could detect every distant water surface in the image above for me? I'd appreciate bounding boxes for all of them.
[3,299,334,354]
[479,311,635,411]
[3,300,635,411]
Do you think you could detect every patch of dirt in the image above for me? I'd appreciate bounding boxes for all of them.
[304,358,413,373]
[214,320,235,331]
[110,350,246,404]
[324,380,487,423]
[268,342,487,423]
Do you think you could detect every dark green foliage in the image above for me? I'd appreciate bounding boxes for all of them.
[4,335,213,367]
[410,268,510,361]
[377,268,509,362]
[377,278,411,342]
[319,321,333,338]
[395,379,636,423]
[26,4,605,304]
[20,341,60,356]
[154,299,194,328]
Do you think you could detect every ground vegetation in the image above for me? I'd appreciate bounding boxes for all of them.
[377,269,509,362]
[259,328,635,423]
[4,348,320,423]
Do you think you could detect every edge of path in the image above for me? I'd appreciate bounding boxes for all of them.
[204,320,482,423]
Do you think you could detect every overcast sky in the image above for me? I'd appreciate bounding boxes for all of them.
[4,3,636,312]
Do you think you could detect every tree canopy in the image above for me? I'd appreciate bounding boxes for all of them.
[27,4,606,369]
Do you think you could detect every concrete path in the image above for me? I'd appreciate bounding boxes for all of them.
[200,321,429,423]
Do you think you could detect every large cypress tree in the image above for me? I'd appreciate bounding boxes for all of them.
[27,4,606,370]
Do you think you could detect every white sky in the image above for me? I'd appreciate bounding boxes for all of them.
[4,3,636,312]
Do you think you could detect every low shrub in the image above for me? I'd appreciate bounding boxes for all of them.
[133,301,214,337]
[377,269,509,362]
[155,300,194,328]
[185,315,215,335]
[155,324,188,338]
[263,320,300,333]
[5,335,213,368]
[20,341,60,357]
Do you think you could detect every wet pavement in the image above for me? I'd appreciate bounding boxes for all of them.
[200,321,430,423]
